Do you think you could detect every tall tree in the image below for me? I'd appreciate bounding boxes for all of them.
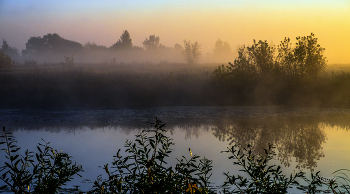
[247,40,276,75]
[0,49,14,69]
[22,33,83,56]
[142,35,160,51]
[276,37,296,76]
[293,33,327,77]
[110,30,133,50]
[181,40,201,64]
[213,33,327,80]
[1,39,20,61]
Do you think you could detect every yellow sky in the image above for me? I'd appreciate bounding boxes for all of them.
[1,0,350,64]
[67,4,350,64]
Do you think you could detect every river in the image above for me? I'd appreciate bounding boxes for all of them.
[1,107,350,193]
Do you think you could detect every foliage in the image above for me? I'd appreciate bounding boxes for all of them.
[1,39,20,62]
[220,140,350,194]
[0,126,83,193]
[0,49,14,69]
[211,33,331,106]
[182,40,201,65]
[142,35,160,51]
[84,41,107,51]
[247,40,276,75]
[1,118,350,193]
[293,33,327,77]
[276,37,297,76]
[110,30,133,50]
[214,33,327,81]
[213,40,275,82]
[327,169,350,193]
[2,62,350,109]
[221,143,323,193]
[22,33,83,57]
[88,118,214,194]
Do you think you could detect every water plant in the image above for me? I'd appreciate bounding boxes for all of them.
[1,118,350,193]
[220,143,322,193]
[88,117,214,194]
[0,126,83,193]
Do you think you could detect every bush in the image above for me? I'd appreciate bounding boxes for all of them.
[88,118,214,194]
[0,126,83,193]
[214,33,326,80]
[0,50,14,69]
[221,143,321,193]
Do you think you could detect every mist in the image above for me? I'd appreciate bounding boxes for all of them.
[1,32,236,64]
[2,2,350,193]
[1,31,350,109]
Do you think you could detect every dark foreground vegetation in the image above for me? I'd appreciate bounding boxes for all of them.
[1,118,350,193]
[1,33,350,109]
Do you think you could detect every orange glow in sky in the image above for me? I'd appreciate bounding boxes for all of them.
[1,0,349,64]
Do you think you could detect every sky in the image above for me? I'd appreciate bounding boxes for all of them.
[0,0,350,64]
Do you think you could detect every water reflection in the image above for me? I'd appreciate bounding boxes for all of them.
[2,112,350,192]
[3,114,350,172]
[211,118,327,170]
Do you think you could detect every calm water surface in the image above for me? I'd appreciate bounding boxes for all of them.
[1,107,350,192]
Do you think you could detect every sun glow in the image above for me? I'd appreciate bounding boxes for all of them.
[0,0,349,63]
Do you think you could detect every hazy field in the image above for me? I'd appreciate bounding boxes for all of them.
[0,62,350,109]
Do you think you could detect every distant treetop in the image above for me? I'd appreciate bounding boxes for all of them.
[110,30,133,50]
[142,35,160,51]
[22,33,83,57]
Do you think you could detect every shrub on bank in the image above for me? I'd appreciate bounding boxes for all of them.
[0,127,82,193]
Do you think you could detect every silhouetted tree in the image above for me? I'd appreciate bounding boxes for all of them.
[142,35,160,51]
[276,37,296,76]
[84,41,107,51]
[1,39,20,61]
[232,45,257,78]
[293,33,327,78]
[22,33,83,57]
[132,46,144,51]
[213,41,274,82]
[214,33,327,81]
[0,50,14,69]
[181,40,201,64]
[110,30,133,50]
[247,40,276,75]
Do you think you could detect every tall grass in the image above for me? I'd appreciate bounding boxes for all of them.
[1,62,350,109]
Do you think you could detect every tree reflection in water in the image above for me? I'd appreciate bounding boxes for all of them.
[4,114,350,173]
[211,117,327,171]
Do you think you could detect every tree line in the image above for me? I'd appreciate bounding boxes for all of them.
[213,33,327,80]
[4,32,349,108]
[0,30,234,65]
[210,33,334,106]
